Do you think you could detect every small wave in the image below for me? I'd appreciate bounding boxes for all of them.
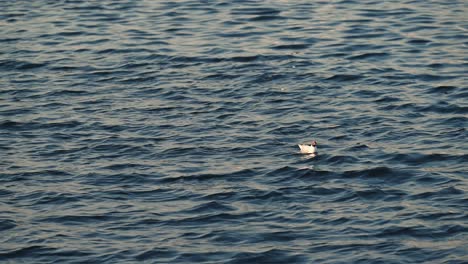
[40,214,118,225]
[312,216,351,225]
[229,55,259,62]
[296,168,337,179]
[267,124,304,136]
[416,74,455,82]
[167,211,259,227]
[0,120,24,130]
[0,219,16,231]
[389,153,467,166]
[344,33,386,39]
[378,224,467,239]
[0,59,47,70]
[82,172,156,186]
[410,186,464,200]
[45,90,90,97]
[277,185,346,198]
[0,246,53,261]
[272,44,309,50]
[248,15,285,22]
[415,211,464,221]
[347,52,389,60]
[374,96,401,103]
[346,144,369,151]
[421,103,467,114]
[101,163,151,171]
[135,248,178,261]
[0,37,21,42]
[326,155,360,164]
[160,146,216,158]
[96,48,152,54]
[343,166,395,178]
[428,85,457,93]
[181,201,236,214]
[325,74,363,82]
[31,192,81,206]
[201,191,238,200]
[230,8,281,16]
[241,189,286,202]
[42,120,83,130]
[159,169,257,183]
[407,38,431,45]
[228,249,307,264]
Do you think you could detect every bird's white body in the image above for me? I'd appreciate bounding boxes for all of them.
[298,144,317,154]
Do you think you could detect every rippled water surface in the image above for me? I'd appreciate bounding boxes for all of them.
[1,0,467,263]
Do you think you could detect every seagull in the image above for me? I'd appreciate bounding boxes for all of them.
[298,140,317,155]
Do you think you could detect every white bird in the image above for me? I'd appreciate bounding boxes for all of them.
[298,140,317,155]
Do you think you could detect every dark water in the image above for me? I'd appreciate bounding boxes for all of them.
[1,0,467,263]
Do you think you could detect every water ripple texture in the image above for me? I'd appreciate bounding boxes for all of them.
[1,0,467,263]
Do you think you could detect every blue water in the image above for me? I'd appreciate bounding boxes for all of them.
[1,0,467,263]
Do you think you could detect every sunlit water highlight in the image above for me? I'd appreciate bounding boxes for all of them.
[1,1,467,263]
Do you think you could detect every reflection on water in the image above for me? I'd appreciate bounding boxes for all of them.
[1,0,467,263]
